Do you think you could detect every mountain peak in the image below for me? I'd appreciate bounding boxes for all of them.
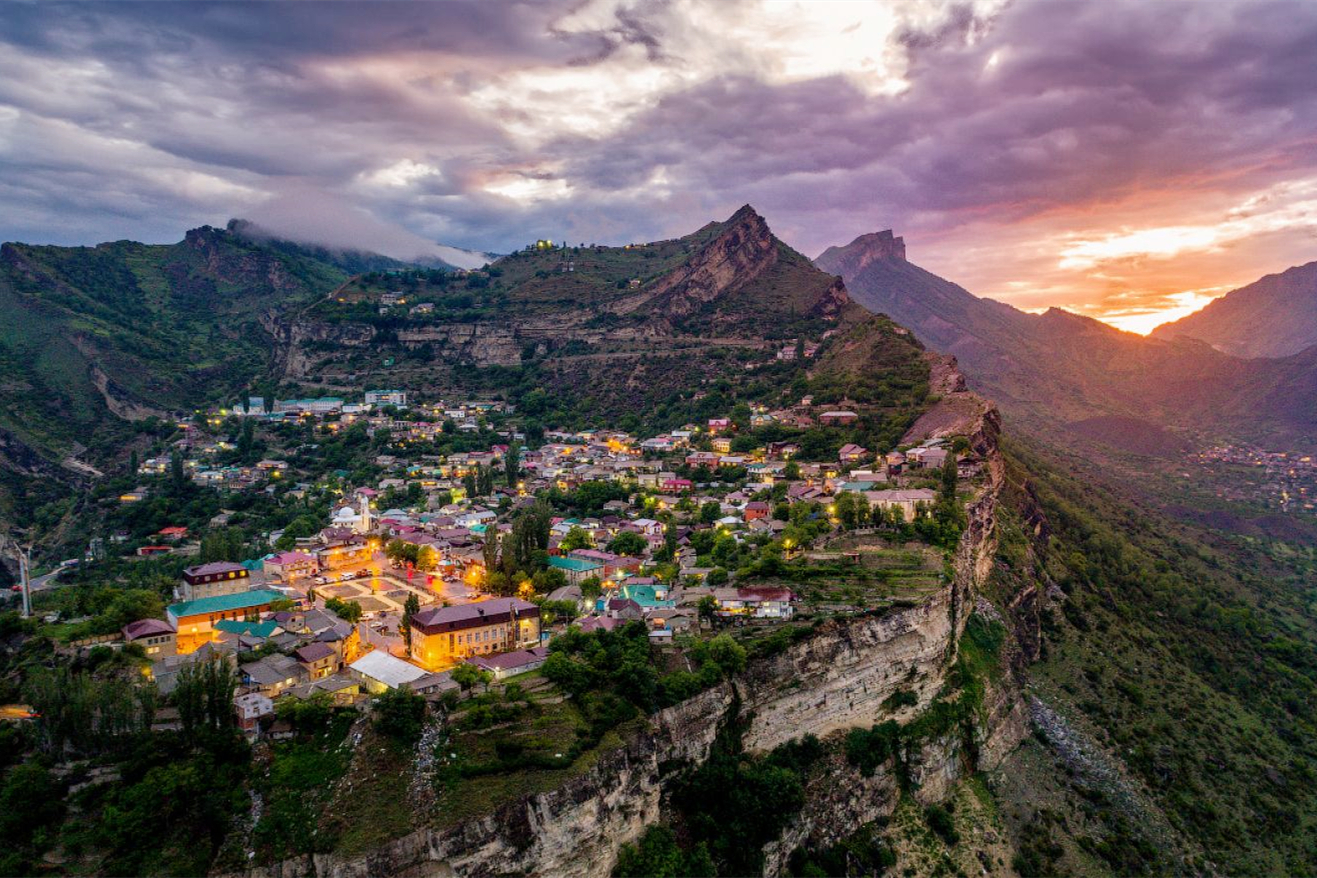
[814,229,906,277]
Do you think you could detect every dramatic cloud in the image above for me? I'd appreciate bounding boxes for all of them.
[2,0,1316,330]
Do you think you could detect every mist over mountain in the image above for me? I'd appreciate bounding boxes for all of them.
[238,190,498,270]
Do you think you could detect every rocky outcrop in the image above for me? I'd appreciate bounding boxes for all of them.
[622,205,780,320]
[183,226,306,296]
[738,591,964,754]
[814,230,907,277]
[397,325,523,367]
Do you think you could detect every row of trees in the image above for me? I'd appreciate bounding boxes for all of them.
[24,667,157,755]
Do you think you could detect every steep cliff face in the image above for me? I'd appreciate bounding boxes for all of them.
[738,588,966,755]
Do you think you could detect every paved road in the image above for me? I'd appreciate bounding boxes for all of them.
[29,570,63,592]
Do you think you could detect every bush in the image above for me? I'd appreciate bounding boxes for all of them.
[373,686,426,742]
[925,804,959,846]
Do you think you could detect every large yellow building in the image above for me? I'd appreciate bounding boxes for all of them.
[409,598,541,671]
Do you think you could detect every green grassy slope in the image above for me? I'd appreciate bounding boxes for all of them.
[990,437,1317,875]
[0,228,349,464]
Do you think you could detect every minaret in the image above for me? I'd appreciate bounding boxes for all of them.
[358,494,372,535]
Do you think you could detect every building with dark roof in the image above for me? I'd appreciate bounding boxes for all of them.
[409,597,541,671]
[122,618,177,658]
[181,561,250,601]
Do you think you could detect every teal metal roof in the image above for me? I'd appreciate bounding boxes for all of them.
[214,619,279,638]
[549,556,603,572]
[167,589,285,619]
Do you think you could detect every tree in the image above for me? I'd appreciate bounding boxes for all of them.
[698,594,719,623]
[699,501,722,524]
[784,460,801,481]
[462,470,478,498]
[374,686,426,742]
[417,545,439,571]
[237,418,255,461]
[325,597,363,624]
[400,593,420,652]
[608,531,648,557]
[174,655,238,740]
[938,455,958,505]
[504,443,520,487]
[451,663,489,694]
[169,450,188,495]
[580,575,603,599]
[707,633,746,676]
[559,526,594,552]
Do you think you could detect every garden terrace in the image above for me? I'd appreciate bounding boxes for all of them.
[761,535,946,614]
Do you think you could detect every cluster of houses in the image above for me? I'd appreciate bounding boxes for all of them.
[100,392,979,737]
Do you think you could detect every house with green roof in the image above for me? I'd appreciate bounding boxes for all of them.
[167,589,285,654]
[213,619,281,639]
[548,555,604,584]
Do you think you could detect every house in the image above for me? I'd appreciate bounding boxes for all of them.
[685,451,720,468]
[240,654,305,697]
[235,692,273,732]
[713,586,795,619]
[181,561,251,601]
[167,589,285,654]
[838,443,868,463]
[567,549,641,579]
[707,418,731,432]
[631,518,663,537]
[548,555,604,585]
[819,410,858,426]
[316,541,372,571]
[862,488,937,520]
[295,642,338,680]
[743,501,771,522]
[158,526,189,542]
[213,619,281,641]
[348,649,428,694]
[411,671,460,699]
[122,618,176,658]
[467,646,550,680]
[312,622,363,666]
[149,642,237,695]
[366,389,408,407]
[908,446,949,469]
[578,616,623,634]
[884,451,906,475]
[265,551,319,582]
[409,598,541,671]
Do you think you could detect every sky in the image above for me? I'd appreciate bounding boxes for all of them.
[2,1,1317,333]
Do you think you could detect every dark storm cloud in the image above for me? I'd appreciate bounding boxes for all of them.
[1,0,1316,324]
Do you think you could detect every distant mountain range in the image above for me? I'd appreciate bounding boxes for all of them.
[816,232,1317,452]
[0,206,902,493]
[1151,260,1317,358]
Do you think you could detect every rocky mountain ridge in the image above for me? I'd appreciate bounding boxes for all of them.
[1151,259,1317,358]
[816,229,1317,451]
